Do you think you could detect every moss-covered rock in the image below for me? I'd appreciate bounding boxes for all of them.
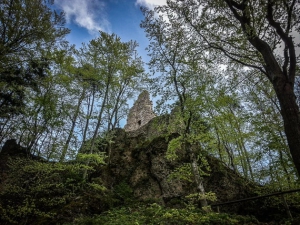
[93,128,257,210]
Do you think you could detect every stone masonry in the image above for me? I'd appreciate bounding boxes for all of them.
[124,90,156,132]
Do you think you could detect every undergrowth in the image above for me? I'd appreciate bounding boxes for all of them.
[69,203,260,225]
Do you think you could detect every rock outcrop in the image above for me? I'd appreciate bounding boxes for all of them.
[0,139,45,160]
[96,125,258,213]
[0,139,28,155]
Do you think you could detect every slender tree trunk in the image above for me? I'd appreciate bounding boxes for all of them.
[224,143,237,173]
[236,138,254,180]
[82,78,111,179]
[47,129,60,160]
[0,117,10,143]
[60,90,85,162]
[187,143,208,208]
[235,140,248,179]
[37,132,48,157]
[227,116,248,178]
[183,114,209,209]
[107,86,125,130]
[279,149,292,188]
[214,127,224,162]
[89,81,110,150]
[229,108,254,180]
[81,89,95,147]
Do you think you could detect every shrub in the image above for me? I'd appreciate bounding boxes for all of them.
[0,158,97,224]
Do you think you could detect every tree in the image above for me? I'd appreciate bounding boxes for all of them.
[141,7,218,208]
[78,32,144,177]
[59,62,94,162]
[204,89,256,180]
[0,0,69,118]
[160,0,300,176]
[241,69,297,187]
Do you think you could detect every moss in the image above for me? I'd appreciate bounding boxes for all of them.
[113,181,134,205]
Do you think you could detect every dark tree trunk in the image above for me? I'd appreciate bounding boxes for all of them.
[223,0,300,177]
[273,78,300,177]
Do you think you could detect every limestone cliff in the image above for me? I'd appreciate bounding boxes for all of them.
[95,123,258,213]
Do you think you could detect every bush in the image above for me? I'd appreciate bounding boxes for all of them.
[0,158,97,224]
[71,203,259,225]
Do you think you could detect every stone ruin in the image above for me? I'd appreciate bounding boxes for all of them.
[124,90,156,132]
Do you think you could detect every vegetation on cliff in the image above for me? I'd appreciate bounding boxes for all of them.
[1,130,300,224]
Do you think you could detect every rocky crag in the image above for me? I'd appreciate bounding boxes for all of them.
[114,91,254,208]
[96,125,258,214]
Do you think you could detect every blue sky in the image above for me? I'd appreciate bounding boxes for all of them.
[54,0,166,64]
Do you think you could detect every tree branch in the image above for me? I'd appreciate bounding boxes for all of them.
[212,43,267,75]
[266,0,296,84]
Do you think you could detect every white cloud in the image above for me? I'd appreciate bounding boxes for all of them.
[55,0,110,35]
[135,0,167,9]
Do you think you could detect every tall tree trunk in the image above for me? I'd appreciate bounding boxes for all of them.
[81,89,95,148]
[224,143,237,173]
[222,0,300,177]
[235,140,248,179]
[37,132,49,157]
[214,127,224,162]
[187,143,208,208]
[82,78,111,179]
[0,117,11,144]
[107,86,126,130]
[273,80,300,178]
[184,113,209,209]
[60,90,85,162]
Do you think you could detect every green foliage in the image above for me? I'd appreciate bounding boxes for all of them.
[77,153,106,166]
[186,192,217,204]
[0,0,69,118]
[168,163,193,182]
[88,182,107,192]
[113,181,134,205]
[166,136,183,161]
[70,203,259,225]
[0,158,98,224]
[140,0,300,190]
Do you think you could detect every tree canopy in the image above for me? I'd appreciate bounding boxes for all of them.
[0,0,69,117]
[141,0,300,177]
